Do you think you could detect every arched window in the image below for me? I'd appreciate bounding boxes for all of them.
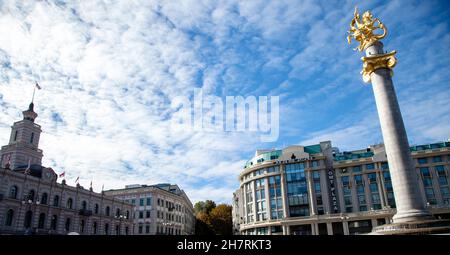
[38,213,46,229]
[67,198,73,209]
[80,220,85,233]
[65,218,71,231]
[28,190,35,202]
[9,186,18,199]
[94,204,99,214]
[41,193,48,205]
[116,208,120,217]
[24,211,33,228]
[93,222,98,234]
[126,210,130,219]
[53,195,59,207]
[50,215,57,230]
[104,223,109,235]
[82,201,87,210]
[5,209,14,226]
[105,206,110,216]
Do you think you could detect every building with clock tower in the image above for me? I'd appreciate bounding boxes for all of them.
[0,101,133,235]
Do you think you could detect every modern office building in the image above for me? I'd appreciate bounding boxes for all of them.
[0,102,134,235]
[104,183,195,235]
[233,140,450,235]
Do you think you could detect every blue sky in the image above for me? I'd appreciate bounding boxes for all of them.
[0,0,449,203]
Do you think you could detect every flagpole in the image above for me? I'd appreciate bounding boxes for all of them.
[31,85,36,103]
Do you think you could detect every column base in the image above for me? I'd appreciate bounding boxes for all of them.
[370,219,450,235]
[392,209,433,223]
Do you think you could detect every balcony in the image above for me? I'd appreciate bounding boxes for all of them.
[79,209,93,216]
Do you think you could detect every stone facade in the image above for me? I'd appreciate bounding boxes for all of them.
[0,102,133,235]
[104,184,195,235]
[234,140,450,235]
[0,168,134,235]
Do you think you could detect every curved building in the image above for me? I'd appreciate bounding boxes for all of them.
[233,141,450,235]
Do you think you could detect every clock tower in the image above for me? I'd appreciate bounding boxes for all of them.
[0,102,43,169]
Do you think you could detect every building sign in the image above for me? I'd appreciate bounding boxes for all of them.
[328,168,339,213]
[275,157,310,165]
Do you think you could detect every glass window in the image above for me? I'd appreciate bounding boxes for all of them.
[139,211,143,218]
[346,207,353,213]
[433,156,442,163]
[41,193,48,205]
[381,162,389,170]
[368,173,377,182]
[53,195,59,207]
[344,196,352,205]
[9,186,18,199]
[353,166,361,172]
[383,171,391,181]
[131,199,136,205]
[366,163,375,170]
[418,158,428,164]
[359,205,367,212]
[312,171,320,180]
[5,209,14,226]
[140,198,144,206]
[370,183,378,192]
[441,187,450,197]
[354,175,363,185]
[420,167,431,178]
[147,197,151,206]
[439,176,448,186]
[357,185,365,194]
[358,195,366,204]
[342,176,350,186]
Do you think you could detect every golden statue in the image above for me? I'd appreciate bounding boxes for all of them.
[347,7,396,83]
[347,7,387,51]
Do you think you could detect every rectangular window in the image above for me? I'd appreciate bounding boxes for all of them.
[354,175,363,185]
[344,196,352,205]
[146,211,150,218]
[311,160,319,167]
[312,171,320,180]
[131,199,136,205]
[381,162,389,170]
[146,225,150,233]
[138,225,143,234]
[370,183,378,192]
[441,187,450,197]
[346,207,353,213]
[366,163,375,170]
[420,167,431,178]
[418,158,428,164]
[353,166,361,172]
[14,130,18,141]
[368,173,377,183]
[358,195,366,205]
[342,176,350,186]
[383,171,391,181]
[140,198,144,206]
[359,206,367,212]
[147,197,151,206]
[30,132,34,144]
[433,156,442,163]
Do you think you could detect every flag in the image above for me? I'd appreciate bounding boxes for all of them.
[90,180,93,188]
[75,176,79,184]
[59,172,65,178]
[35,82,42,90]
[24,159,31,175]
[102,184,104,192]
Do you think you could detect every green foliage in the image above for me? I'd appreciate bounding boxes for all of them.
[194,201,232,235]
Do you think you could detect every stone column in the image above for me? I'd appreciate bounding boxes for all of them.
[366,41,431,223]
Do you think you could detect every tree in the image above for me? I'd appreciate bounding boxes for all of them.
[194,200,216,215]
[209,204,232,235]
